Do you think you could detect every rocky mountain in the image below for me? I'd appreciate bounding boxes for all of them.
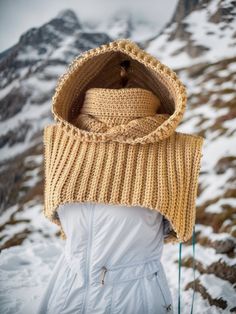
[0,9,111,214]
[146,0,236,312]
[147,0,236,68]
[94,9,159,43]
[145,1,236,312]
[0,1,236,313]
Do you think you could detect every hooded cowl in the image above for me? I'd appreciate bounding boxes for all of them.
[43,38,205,244]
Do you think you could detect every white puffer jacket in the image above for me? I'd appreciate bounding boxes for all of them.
[37,202,174,314]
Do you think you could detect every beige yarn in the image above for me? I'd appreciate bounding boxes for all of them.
[43,38,205,244]
[75,87,167,134]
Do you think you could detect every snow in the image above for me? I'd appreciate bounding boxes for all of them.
[56,9,79,25]
[205,198,236,213]
[197,159,235,205]
[16,46,47,61]
[175,61,236,213]
[0,204,18,225]
[0,104,52,163]
[0,85,54,137]
[24,154,43,164]
[92,11,162,43]
[0,137,39,163]
[200,274,236,310]
[22,167,42,188]
[223,117,236,129]
[0,79,20,101]
[227,62,236,73]
[49,34,78,60]
[147,1,236,69]
[0,241,64,314]
[202,136,236,168]
[217,69,231,78]
[148,36,194,69]
[42,64,67,77]
[25,75,56,92]
[0,71,60,162]
[197,224,235,245]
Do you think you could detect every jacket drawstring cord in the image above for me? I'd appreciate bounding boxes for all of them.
[190,225,196,313]
[178,225,196,314]
[178,240,182,314]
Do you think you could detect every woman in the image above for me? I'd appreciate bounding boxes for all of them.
[37,39,204,313]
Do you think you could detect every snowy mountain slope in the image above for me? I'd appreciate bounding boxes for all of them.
[0,9,110,159]
[145,1,236,311]
[0,9,111,216]
[175,56,236,312]
[0,1,236,313]
[92,9,161,43]
[147,0,236,69]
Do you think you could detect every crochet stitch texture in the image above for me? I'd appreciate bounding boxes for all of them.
[43,38,205,244]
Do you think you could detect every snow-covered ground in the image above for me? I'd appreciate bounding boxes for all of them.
[0,238,63,314]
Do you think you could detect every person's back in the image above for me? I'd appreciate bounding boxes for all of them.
[37,202,173,313]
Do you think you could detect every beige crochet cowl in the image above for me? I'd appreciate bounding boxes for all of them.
[43,38,205,244]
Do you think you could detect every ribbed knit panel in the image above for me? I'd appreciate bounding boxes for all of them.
[43,124,204,244]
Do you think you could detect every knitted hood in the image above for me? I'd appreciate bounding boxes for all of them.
[44,38,204,244]
[51,38,187,142]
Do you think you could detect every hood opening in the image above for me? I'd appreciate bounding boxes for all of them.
[51,39,187,143]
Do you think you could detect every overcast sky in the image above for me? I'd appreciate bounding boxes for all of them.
[0,0,178,52]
